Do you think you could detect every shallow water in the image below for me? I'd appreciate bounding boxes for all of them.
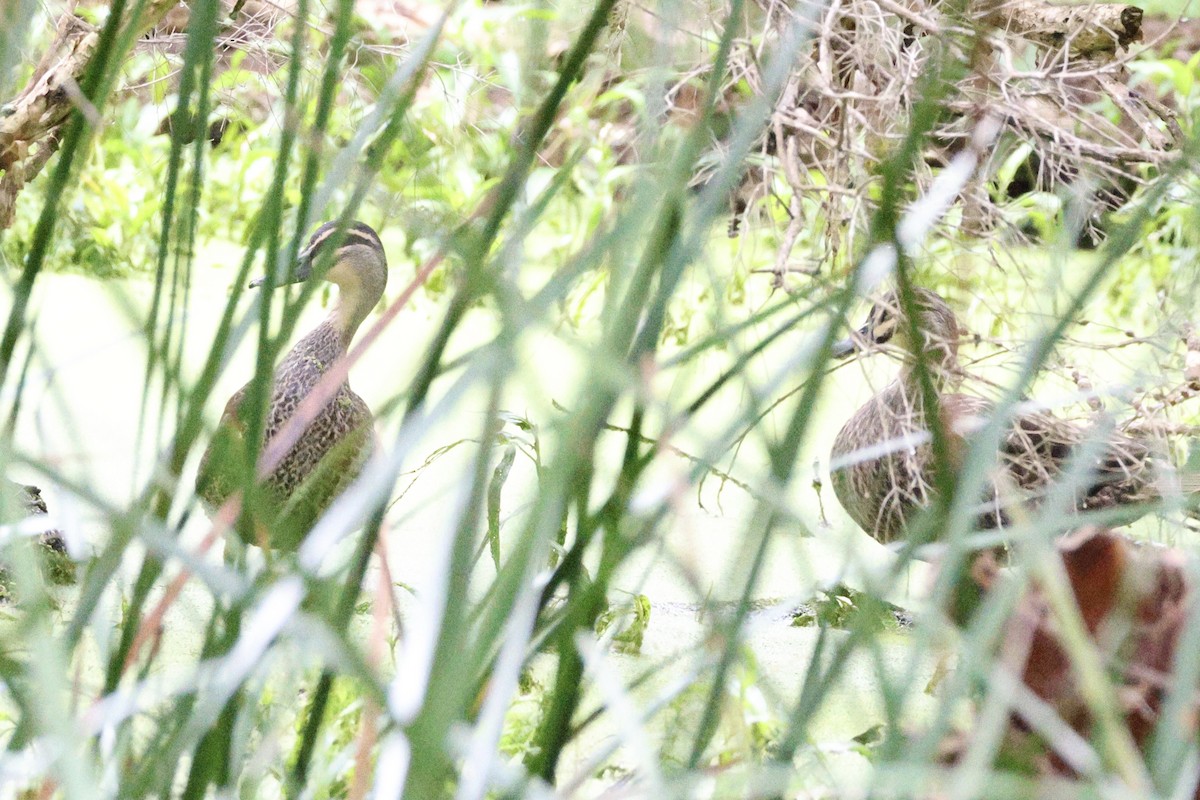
[12,251,1163,790]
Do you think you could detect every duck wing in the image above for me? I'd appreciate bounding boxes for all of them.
[942,393,1158,514]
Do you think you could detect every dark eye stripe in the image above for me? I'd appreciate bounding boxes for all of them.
[872,313,897,344]
[337,230,383,252]
[349,223,382,249]
[302,221,382,259]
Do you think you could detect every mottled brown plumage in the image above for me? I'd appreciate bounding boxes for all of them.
[830,288,1162,544]
[197,221,387,549]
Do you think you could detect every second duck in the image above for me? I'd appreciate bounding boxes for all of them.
[828,288,1185,544]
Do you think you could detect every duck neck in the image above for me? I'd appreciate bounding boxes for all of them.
[279,282,378,381]
[329,295,370,350]
[895,353,962,415]
[328,271,383,349]
[898,326,961,391]
[901,360,958,389]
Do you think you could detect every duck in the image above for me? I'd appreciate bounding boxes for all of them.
[828,287,1180,544]
[196,220,386,550]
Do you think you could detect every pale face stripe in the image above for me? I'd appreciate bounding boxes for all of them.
[301,221,382,262]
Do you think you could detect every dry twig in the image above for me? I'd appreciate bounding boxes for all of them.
[726,0,1179,277]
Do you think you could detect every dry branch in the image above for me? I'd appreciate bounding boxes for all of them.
[983,1,1143,57]
[0,1,181,229]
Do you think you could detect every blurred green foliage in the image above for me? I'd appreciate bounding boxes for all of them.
[4,0,1200,796]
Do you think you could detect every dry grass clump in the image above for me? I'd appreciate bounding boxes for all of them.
[709,0,1182,278]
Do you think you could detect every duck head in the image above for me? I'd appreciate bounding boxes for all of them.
[833,287,962,377]
[252,220,388,340]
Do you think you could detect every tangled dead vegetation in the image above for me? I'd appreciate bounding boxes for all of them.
[724,0,1181,282]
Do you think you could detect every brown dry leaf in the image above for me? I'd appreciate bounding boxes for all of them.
[958,527,1196,791]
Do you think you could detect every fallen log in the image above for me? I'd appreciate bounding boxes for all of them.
[981,1,1143,57]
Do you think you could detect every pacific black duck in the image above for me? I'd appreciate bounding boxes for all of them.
[829,288,1185,544]
[196,221,387,549]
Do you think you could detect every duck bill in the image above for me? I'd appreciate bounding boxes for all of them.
[248,254,313,289]
[832,318,875,359]
[832,328,866,359]
[831,338,857,359]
